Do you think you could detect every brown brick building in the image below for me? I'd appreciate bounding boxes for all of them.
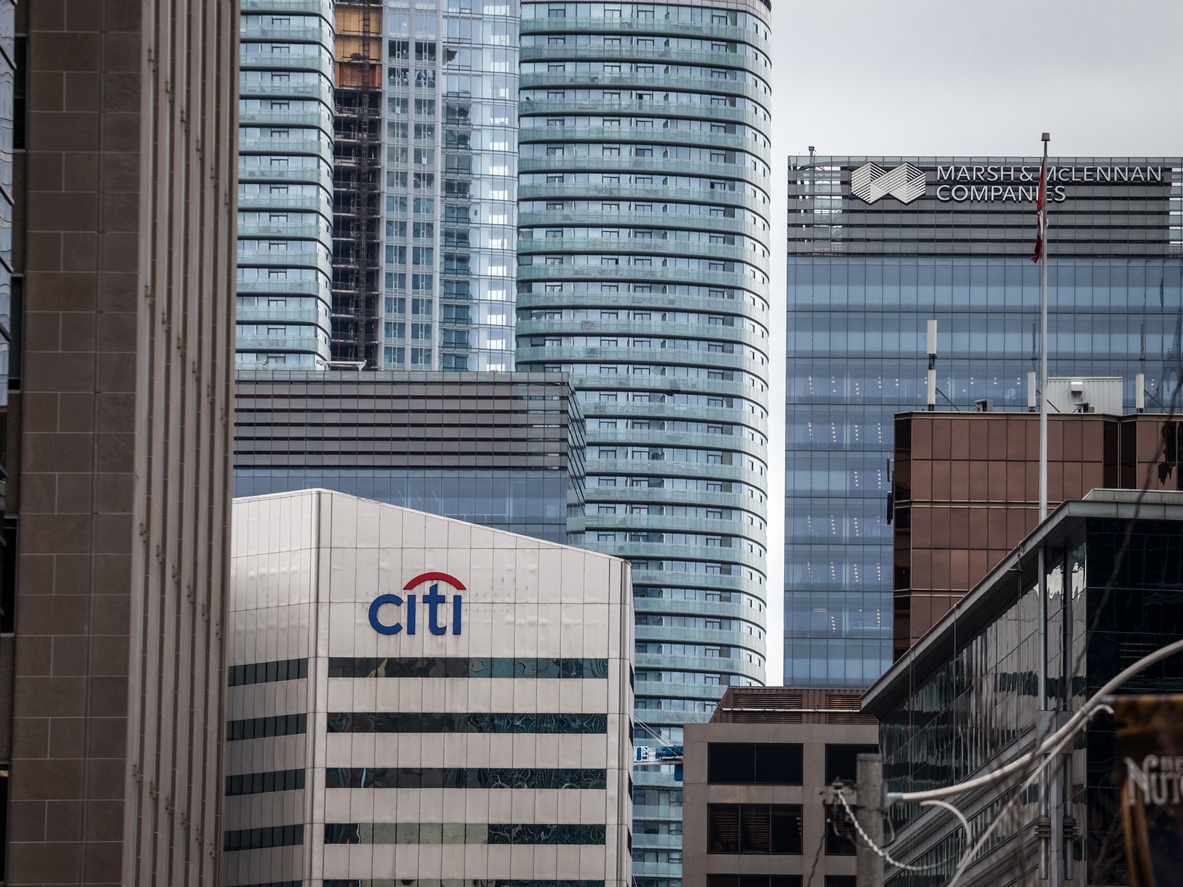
[891,410,1183,656]
[4,2,237,885]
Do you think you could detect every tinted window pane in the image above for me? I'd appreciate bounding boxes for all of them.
[709,743,803,785]
[755,743,803,785]
[740,804,770,853]
[770,805,803,854]
[824,743,878,785]
[707,804,739,853]
[708,743,755,783]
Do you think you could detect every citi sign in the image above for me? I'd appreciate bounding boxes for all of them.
[369,572,464,636]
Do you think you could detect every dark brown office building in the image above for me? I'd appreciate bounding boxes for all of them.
[891,410,1183,655]
[4,2,237,885]
[680,688,877,887]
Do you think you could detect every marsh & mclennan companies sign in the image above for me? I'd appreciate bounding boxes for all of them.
[849,161,1165,205]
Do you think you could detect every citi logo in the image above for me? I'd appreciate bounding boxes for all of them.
[369,572,464,636]
[851,162,927,204]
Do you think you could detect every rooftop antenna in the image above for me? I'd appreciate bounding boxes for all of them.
[1137,322,1146,412]
[1028,321,1038,412]
[926,319,937,411]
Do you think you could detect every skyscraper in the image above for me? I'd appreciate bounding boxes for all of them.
[7,0,237,882]
[336,0,520,371]
[236,0,335,368]
[513,4,774,884]
[784,155,1183,686]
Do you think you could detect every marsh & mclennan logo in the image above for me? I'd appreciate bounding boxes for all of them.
[851,162,927,204]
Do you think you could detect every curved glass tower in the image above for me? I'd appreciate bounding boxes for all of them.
[237,0,335,368]
[515,4,773,884]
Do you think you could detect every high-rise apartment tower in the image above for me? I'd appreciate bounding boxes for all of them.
[236,0,335,367]
[333,0,520,370]
[514,5,774,885]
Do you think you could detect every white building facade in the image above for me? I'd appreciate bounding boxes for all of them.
[226,490,634,887]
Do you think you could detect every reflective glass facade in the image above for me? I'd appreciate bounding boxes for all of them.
[233,370,586,544]
[864,500,1183,886]
[785,156,1183,687]
[514,6,773,887]
[237,0,336,368]
[376,0,520,371]
[235,467,570,541]
[0,0,12,422]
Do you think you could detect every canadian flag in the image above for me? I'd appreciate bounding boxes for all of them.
[1031,156,1047,263]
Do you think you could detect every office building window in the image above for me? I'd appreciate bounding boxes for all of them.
[708,742,803,785]
[824,744,879,785]
[708,878,802,887]
[706,805,802,855]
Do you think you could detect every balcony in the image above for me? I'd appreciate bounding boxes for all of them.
[236,278,331,300]
[240,23,330,44]
[518,126,770,164]
[238,136,334,165]
[520,72,769,107]
[235,334,326,353]
[240,51,333,81]
[241,0,332,13]
[518,182,769,218]
[236,220,329,241]
[237,190,332,215]
[521,44,769,78]
[235,305,327,327]
[520,98,760,128]
[515,285,767,312]
[519,18,770,54]
[518,235,757,266]
[238,108,332,129]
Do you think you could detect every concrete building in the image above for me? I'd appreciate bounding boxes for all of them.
[226,489,634,887]
[891,410,1183,654]
[863,489,1183,886]
[513,6,775,883]
[233,370,586,543]
[785,156,1183,687]
[237,0,336,367]
[6,1,237,884]
[331,0,520,371]
[680,688,877,887]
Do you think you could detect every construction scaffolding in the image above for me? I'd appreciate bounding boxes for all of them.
[331,0,382,366]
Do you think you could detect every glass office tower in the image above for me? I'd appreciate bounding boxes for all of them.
[356,0,520,371]
[785,156,1183,686]
[237,0,336,367]
[515,5,773,886]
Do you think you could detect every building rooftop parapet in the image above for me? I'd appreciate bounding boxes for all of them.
[863,488,1183,717]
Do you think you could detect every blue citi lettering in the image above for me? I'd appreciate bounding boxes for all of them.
[369,584,462,636]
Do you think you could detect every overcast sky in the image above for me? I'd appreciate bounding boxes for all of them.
[762,0,1183,685]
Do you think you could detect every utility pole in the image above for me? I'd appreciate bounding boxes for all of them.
[856,753,884,887]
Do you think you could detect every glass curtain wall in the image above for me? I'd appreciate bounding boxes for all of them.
[380,0,520,371]
[237,0,336,367]
[514,5,774,886]
[785,255,1183,686]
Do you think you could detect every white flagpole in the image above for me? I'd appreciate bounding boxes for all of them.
[1039,133,1050,522]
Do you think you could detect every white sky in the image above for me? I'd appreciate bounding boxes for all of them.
[763,0,1183,685]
